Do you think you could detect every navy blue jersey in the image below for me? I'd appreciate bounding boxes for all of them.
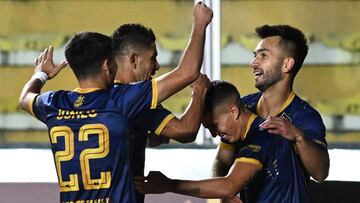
[241,91,327,149]
[30,80,157,203]
[127,105,174,203]
[235,115,309,203]
[220,91,326,157]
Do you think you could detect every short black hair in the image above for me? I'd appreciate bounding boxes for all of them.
[204,80,243,115]
[65,32,111,79]
[111,23,156,56]
[255,24,308,76]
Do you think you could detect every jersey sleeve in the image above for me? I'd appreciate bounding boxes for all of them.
[219,139,237,151]
[135,105,174,136]
[112,79,158,119]
[235,136,269,170]
[294,110,327,150]
[32,91,54,123]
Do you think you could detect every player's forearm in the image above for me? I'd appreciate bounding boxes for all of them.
[161,82,206,143]
[18,77,45,112]
[171,178,238,199]
[177,86,206,141]
[295,134,330,182]
[156,24,207,104]
[176,23,207,81]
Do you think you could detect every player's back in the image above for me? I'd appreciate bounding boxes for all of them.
[32,81,155,203]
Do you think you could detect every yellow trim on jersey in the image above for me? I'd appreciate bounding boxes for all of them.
[256,96,262,115]
[235,157,263,169]
[219,141,236,151]
[113,80,121,84]
[73,87,102,93]
[241,114,257,140]
[154,114,175,136]
[151,79,158,109]
[28,96,36,117]
[256,91,296,117]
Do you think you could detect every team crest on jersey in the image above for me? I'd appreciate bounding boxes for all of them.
[74,95,85,108]
[280,112,292,123]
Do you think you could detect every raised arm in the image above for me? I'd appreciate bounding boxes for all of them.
[135,161,259,199]
[160,74,210,143]
[18,47,67,114]
[260,116,329,182]
[156,2,212,103]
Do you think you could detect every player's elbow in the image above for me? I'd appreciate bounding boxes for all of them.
[313,169,329,183]
[176,133,197,143]
[220,183,239,199]
[171,132,197,143]
[313,156,330,183]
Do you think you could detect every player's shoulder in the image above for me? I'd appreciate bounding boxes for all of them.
[37,90,68,102]
[241,92,262,108]
[291,95,322,118]
[111,80,152,94]
[245,117,270,145]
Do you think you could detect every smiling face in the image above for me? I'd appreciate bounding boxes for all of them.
[206,104,242,143]
[134,42,160,81]
[251,36,286,92]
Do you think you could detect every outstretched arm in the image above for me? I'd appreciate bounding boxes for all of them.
[156,2,213,103]
[134,161,259,199]
[18,47,67,114]
[260,116,329,182]
[160,74,210,143]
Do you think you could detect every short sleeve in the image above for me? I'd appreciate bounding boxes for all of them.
[294,110,327,150]
[135,105,174,136]
[112,79,158,119]
[235,136,269,170]
[32,91,54,123]
[219,139,237,151]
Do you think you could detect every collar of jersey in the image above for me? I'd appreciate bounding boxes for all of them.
[241,113,257,141]
[256,90,295,117]
[73,87,102,93]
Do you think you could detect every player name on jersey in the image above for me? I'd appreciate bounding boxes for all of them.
[56,109,97,120]
[61,197,109,203]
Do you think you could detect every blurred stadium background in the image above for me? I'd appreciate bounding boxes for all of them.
[0,0,360,202]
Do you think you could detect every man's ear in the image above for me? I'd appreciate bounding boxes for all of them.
[102,58,110,72]
[228,104,240,120]
[282,57,295,73]
[130,53,138,70]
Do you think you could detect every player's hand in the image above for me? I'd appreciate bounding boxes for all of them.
[193,1,213,28]
[222,196,243,203]
[34,46,68,79]
[192,73,210,94]
[259,116,304,142]
[134,171,171,194]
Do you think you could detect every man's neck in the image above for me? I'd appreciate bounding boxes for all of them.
[78,76,108,90]
[259,81,293,118]
[238,108,254,140]
[115,64,136,84]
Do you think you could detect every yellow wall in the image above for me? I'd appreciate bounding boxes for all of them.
[0,1,193,36]
[1,0,359,114]
[0,1,359,39]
